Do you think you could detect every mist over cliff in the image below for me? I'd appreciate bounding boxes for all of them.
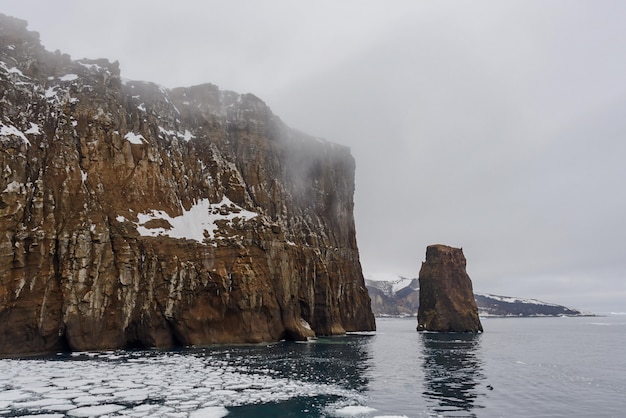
[0,14,375,355]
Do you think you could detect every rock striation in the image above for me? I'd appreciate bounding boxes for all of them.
[0,14,375,355]
[417,245,483,332]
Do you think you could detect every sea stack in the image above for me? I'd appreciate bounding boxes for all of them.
[417,245,483,332]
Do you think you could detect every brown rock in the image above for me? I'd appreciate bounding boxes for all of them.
[0,14,375,356]
[417,245,483,332]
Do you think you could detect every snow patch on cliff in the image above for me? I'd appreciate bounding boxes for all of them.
[135,197,258,242]
[0,123,31,146]
[124,132,145,144]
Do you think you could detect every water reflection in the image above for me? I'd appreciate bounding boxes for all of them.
[420,333,486,416]
[203,334,374,391]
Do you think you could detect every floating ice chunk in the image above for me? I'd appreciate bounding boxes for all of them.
[124,132,145,144]
[67,404,126,417]
[60,74,79,81]
[12,397,73,409]
[189,406,230,418]
[373,416,409,418]
[334,405,377,416]
[0,390,31,401]
[44,390,88,399]
[18,414,64,418]
[73,394,115,405]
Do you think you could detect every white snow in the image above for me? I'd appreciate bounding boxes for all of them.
[137,103,146,112]
[7,66,25,77]
[44,86,58,99]
[78,62,102,71]
[479,293,560,306]
[124,132,145,145]
[24,122,41,135]
[158,126,176,137]
[59,74,79,82]
[0,123,31,146]
[364,272,415,296]
[136,197,258,242]
[182,129,195,142]
[3,180,24,193]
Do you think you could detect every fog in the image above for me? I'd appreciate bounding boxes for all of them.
[2,1,625,312]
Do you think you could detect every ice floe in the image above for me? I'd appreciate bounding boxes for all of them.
[0,349,363,417]
[334,405,378,416]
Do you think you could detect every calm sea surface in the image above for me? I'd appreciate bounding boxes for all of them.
[1,315,625,417]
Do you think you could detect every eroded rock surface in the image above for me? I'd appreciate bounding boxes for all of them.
[417,245,483,332]
[0,14,375,355]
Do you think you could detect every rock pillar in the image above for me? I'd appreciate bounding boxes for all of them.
[417,244,483,332]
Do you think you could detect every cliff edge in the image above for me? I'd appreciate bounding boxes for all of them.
[0,14,375,355]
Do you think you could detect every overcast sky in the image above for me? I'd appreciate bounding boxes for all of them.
[3,1,625,313]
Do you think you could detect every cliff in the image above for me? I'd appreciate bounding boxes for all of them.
[417,245,483,332]
[0,14,375,355]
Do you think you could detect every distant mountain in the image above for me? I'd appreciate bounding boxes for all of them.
[365,274,587,317]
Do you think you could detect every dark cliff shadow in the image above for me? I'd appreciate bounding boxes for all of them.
[420,332,486,416]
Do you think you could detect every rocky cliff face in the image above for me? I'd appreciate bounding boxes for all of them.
[0,14,375,355]
[417,245,482,332]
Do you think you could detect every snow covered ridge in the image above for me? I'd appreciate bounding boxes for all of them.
[364,273,416,297]
[118,197,259,243]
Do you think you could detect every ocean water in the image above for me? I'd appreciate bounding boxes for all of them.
[1,315,625,417]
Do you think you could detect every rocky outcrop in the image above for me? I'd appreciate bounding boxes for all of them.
[0,14,375,355]
[366,276,586,317]
[417,245,482,332]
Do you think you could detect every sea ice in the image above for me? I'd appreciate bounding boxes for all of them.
[67,404,126,417]
[0,389,31,401]
[334,405,378,416]
[189,406,229,418]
